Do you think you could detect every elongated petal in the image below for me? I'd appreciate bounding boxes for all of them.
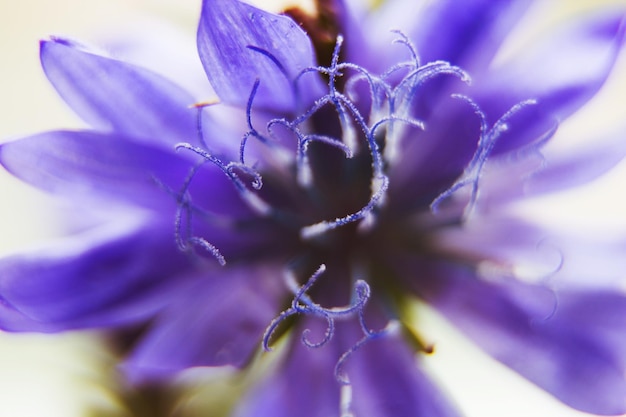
[41,38,198,147]
[434,214,557,269]
[197,0,322,112]
[434,214,626,290]
[481,9,626,155]
[0,130,252,215]
[125,264,285,378]
[0,130,182,208]
[236,316,459,417]
[527,146,626,195]
[388,97,482,210]
[0,217,190,330]
[389,10,625,209]
[467,128,626,210]
[0,298,61,332]
[365,0,532,70]
[415,265,626,415]
[344,328,461,417]
[103,19,216,101]
[233,318,341,417]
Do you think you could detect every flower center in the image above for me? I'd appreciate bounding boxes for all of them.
[170,31,475,277]
[166,24,546,415]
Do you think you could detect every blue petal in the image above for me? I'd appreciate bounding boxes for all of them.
[233,318,341,417]
[365,0,533,69]
[102,20,216,102]
[480,9,626,155]
[475,128,626,206]
[197,0,323,112]
[0,217,191,330]
[420,266,626,415]
[0,298,60,332]
[389,10,625,209]
[124,264,285,379]
[0,130,252,215]
[388,97,482,210]
[235,317,459,417]
[344,327,461,417]
[41,38,198,147]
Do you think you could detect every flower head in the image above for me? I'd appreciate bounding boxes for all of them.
[2,0,626,416]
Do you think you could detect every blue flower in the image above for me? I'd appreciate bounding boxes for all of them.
[1,0,626,415]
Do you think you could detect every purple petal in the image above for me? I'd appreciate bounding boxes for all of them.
[102,19,216,102]
[434,215,558,271]
[389,10,625,209]
[197,0,323,112]
[344,327,461,417]
[415,265,626,415]
[236,314,459,417]
[480,9,626,155]
[234,318,341,417]
[458,128,626,209]
[124,264,285,379]
[366,0,533,69]
[0,130,252,216]
[525,131,626,195]
[41,38,198,147]
[0,298,61,332]
[388,97,482,209]
[0,217,191,330]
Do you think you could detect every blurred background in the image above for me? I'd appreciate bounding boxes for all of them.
[1,0,626,416]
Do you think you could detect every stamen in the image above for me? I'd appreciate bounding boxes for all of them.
[299,60,391,236]
[334,320,400,384]
[240,78,271,165]
[246,44,302,110]
[300,174,388,239]
[430,96,538,215]
[190,99,220,108]
[262,265,372,351]
[155,162,226,265]
[532,286,559,322]
[193,101,219,149]
[513,238,564,284]
[391,61,471,115]
[174,163,205,250]
[372,114,425,164]
[342,63,392,108]
[390,30,420,67]
[246,45,289,80]
[297,32,476,238]
[175,142,271,216]
[187,236,226,266]
[386,62,468,164]
[267,117,352,187]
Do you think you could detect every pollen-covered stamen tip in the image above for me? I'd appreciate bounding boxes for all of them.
[187,236,226,266]
[158,161,227,266]
[175,142,271,216]
[430,96,540,214]
[262,266,375,352]
[189,99,220,109]
[262,264,328,351]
